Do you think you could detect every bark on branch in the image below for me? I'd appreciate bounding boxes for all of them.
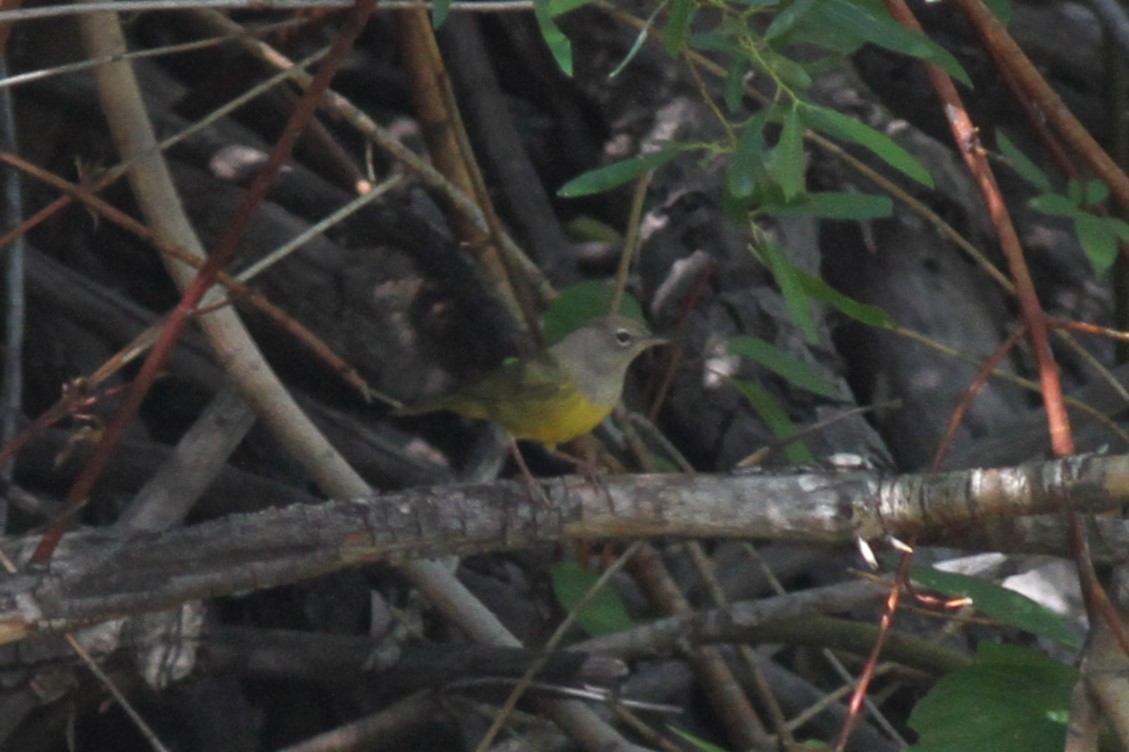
[1,452,1127,645]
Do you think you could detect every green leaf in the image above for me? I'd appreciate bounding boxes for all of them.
[796,270,894,327]
[757,47,813,90]
[1074,214,1118,274]
[547,0,598,15]
[728,117,769,201]
[542,282,644,345]
[770,0,865,53]
[910,565,1081,649]
[833,0,971,86]
[724,56,751,112]
[765,0,820,43]
[669,727,730,752]
[1083,178,1109,206]
[691,27,742,54]
[765,191,892,219]
[729,336,839,398]
[981,0,1011,23]
[534,0,573,75]
[800,104,933,187]
[549,562,634,637]
[1066,179,1084,206]
[1029,193,1082,217]
[769,0,971,86]
[431,0,452,26]
[908,643,1074,752]
[732,380,814,464]
[1109,216,1129,243]
[611,2,664,77]
[722,185,757,222]
[762,241,819,342]
[768,108,806,201]
[664,0,696,56]
[995,132,1051,191]
[558,144,696,197]
[563,215,623,243]
[771,12,868,55]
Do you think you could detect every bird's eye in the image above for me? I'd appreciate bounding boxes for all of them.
[615,328,634,347]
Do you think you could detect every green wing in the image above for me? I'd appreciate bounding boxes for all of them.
[458,352,568,410]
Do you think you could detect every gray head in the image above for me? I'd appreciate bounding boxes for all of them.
[549,315,665,406]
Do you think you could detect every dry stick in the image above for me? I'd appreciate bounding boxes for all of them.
[629,543,771,750]
[0,54,24,531]
[610,2,1129,419]
[612,0,1129,680]
[471,541,644,752]
[0,151,377,401]
[0,0,20,55]
[1052,317,1129,345]
[954,0,1129,216]
[832,0,1095,746]
[608,170,652,317]
[4,462,1129,645]
[397,7,541,332]
[0,0,535,22]
[996,53,1080,182]
[891,325,1129,445]
[60,0,477,657]
[427,13,551,327]
[952,0,1129,663]
[31,0,377,564]
[189,9,555,306]
[0,46,329,255]
[69,9,639,751]
[932,324,1028,466]
[746,545,908,746]
[692,14,1129,738]
[0,549,171,752]
[1053,329,1129,406]
[0,373,101,474]
[630,406,778,748]
[440,16,575,286]
[117,384,257,532]
[0,18,310,91]
[0,47,369,406]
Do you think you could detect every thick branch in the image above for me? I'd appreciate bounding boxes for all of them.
[0,453,1126,644]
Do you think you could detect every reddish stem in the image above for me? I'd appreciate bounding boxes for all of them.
[32,0,378,563]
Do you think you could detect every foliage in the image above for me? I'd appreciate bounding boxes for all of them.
[549,561,635,636]
[669,726,732,751]
[552,0,959,215]
[904,566,1080,752]
[732,379,815,464]
[908,643,1074,752]
[727,333,837,462]
[552,0,944,356]
[532,1,1096,747]
[910,564,1081,650]
[541,282,645,344]
[728,336,838,399]
[997,132,1129,273]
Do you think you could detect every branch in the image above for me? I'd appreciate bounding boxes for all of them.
[0,453,1126,645]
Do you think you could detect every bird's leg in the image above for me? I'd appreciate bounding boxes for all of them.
[546,435,619,478]
[550,437,623,567]
[507,439,552,507]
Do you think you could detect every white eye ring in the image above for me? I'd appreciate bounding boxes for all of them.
[615,328,634,347]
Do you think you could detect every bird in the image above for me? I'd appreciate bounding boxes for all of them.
[398,314,665,448]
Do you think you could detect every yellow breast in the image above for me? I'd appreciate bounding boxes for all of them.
[489,385,614,447]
